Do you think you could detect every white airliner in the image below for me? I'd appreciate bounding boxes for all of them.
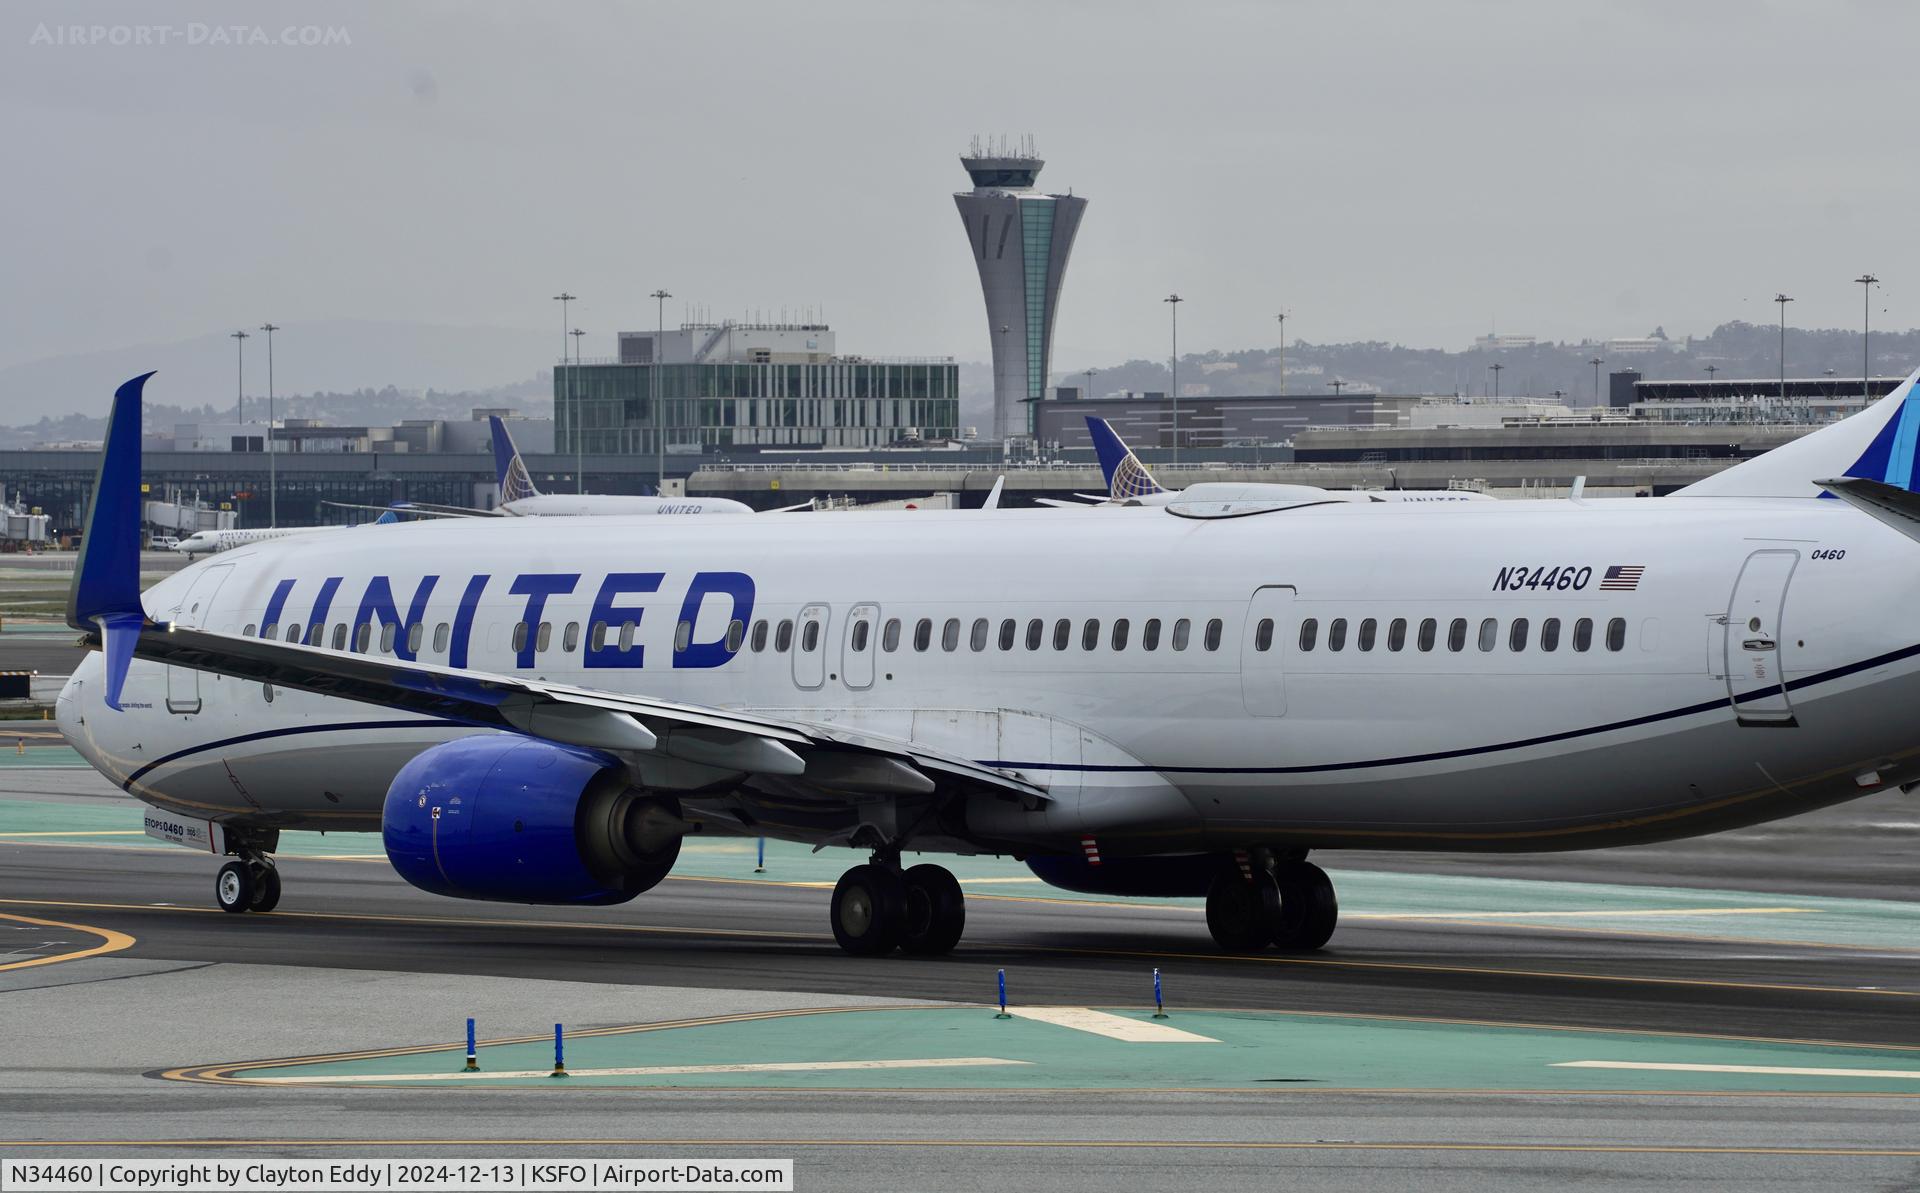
[56,369,1920,957]
[175,513,397,557]
[1040,416,1494,509]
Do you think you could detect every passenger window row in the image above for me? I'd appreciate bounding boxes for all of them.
[242,617,741,659]
[1286,615,1628,655]
[745,615,1229,655]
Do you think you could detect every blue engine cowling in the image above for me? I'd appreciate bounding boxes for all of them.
[1027,852,1221,897]
[382,734,681,906]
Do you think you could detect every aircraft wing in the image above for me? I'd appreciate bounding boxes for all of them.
[322,500,501,520]
[120,623,1047,806]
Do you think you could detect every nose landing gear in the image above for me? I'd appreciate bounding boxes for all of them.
[213,838,282,914]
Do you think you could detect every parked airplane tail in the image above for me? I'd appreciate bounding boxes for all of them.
[489,416,543,504]
[1086,416,1165,500]
[1676,365,1920,499]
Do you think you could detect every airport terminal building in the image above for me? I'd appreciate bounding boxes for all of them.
[557,321,961,454]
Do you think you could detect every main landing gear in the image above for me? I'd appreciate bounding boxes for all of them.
[1205,854,1338,953]
[830,856,966,957]
[214,856,281,914]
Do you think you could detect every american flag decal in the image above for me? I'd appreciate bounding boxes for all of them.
[1081,836,1101,866]
[1600,564,1645,591]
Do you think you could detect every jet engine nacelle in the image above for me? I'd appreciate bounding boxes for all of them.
[1026,852,1220,897]
[382,734,682,905]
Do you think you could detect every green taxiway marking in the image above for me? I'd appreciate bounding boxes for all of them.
[224,1007,1920,1093]
[2,795,1917,951]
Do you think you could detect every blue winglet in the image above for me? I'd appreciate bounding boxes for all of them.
[1085,416,1165,499]
[67,373,154,711]
[372,510,399,525]
[489,416,540,503]
[1842,375,1920,491]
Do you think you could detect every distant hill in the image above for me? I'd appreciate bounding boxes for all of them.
[0,319,559,426]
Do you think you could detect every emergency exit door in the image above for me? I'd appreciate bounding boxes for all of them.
[1724,550,1797,727]
[165,564,233,714]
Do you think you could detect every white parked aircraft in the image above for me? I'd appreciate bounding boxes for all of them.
[1038,416,1494,509]
[175,512,397,557]
[58,370,1920,956]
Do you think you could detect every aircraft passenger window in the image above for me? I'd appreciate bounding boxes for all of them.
[1477,618,1497,652]
[803,620,821,652]
[1172,619,1191,651]
[1388,618,1407,652]
[999,619,1017,651]
[1509,618,1528,651]
[941,618,961,651]
[333,624,348,651]
[1572,618,1593,652]
[561,622,579,652]
[882,618,901,652]
[1418,617,1437,652]
[1053,618,1072,650]
[510,623,526,654]
[674,620,692,653]
[592,621,609,651]
[1204,619,1223,651]
[434,623,451,653]
[1143,619,1161,651]
[244,624,257,638]
[285,623,301,643]
[1111,618,1130,651]
[355,623,372,653]
[408,623,424,654]
[536,622,552,653]
[1327,618,1347,652]
[1254,619,1274,652]
[724,620,743,652]
[1540,618,1560,652]
[1298,618,1318,651]
[851,619,870,652]
[1026,619,1044,651]
[382,622,400,653]
[1358,618,1377,651]
[1447,618,1467,652]
[971,618,990,651]
[262,622,279,641]
[748,620,766,652]
[1081,619,1100,651]
[775,619,793,652]
[1606,617,1627,652]
[913,619,932,652]
[620,621,637,651]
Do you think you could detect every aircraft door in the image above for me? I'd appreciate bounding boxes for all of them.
[842,603,878,690]
[1723,549,1798,727]
[1241,585,1295,717]
[792,603,829,690]
[165,564,234,715]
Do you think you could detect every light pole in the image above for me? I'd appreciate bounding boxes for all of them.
[230,330,249,425]
[552,292,575,477]
[1588,356,1604,404]
[1857,273,1880,405]
[1083,367,1097,400]
[1329,378,1346,396]
[1275,311,1287,395]
[1774,293,1793,410]
[1489,361,1504,399]
[570,327,586,493]
[651,289,671,496]
[1164,294,1182,463]
[259,322,279,527]
[1705,364,1718,384]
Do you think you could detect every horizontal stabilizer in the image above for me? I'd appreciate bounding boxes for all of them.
[1815,477,1920,543]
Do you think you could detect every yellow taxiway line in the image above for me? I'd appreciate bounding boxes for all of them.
[0,910,134,972]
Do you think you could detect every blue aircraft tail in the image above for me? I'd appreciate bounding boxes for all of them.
[67,373,155,710]
[1086,416,1166,500]
[372,510,399,525]
[489,416,541,504]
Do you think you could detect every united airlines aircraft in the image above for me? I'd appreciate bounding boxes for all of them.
[56,371,1920,956]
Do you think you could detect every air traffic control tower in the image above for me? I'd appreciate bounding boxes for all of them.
[954,138,1087,441]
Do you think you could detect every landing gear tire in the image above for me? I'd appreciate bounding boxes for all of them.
[248,863,282,913]
[1269,861,1338,952]
[1205,867,1279,952]
[831,863,908,957]
[215,861,255,914]
[899,864,965,956]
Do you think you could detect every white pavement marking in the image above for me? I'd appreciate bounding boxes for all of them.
[1554,1060,1920,1080]
[1007,1006,1219,1043]
[249,1056,1030,1083]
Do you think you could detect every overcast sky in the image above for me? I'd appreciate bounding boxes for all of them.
[3,0,1915,383]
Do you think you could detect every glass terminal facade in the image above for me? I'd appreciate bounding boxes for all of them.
[556,360,960,454]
